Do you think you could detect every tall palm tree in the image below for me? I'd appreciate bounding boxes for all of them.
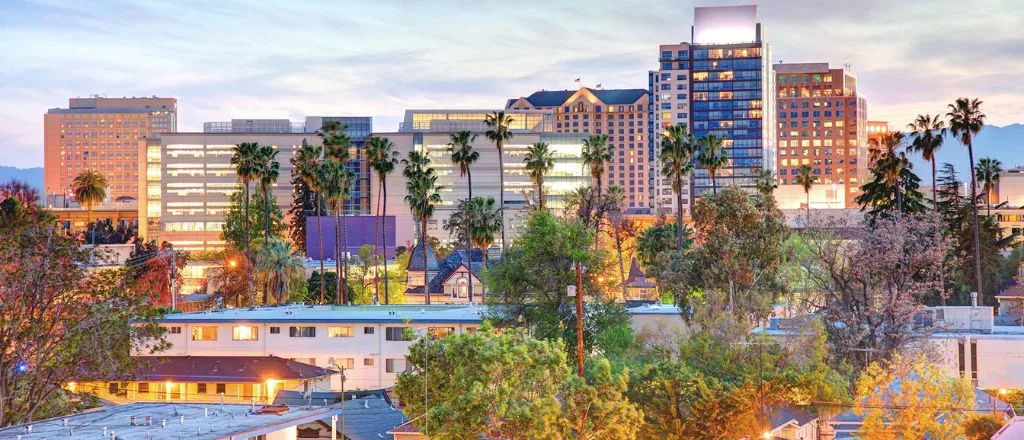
[256,238,304,304]
[754,169,777,196]
[483,111,514,257]
[524,142,555,209]
[366,136,399,304]
[948,97,986,296]
[230,142,261,303]
[466,196,502,273]
[977,157,1002,216]
[447,130,480,302]
[581,134,613,201]
[404,150,443,305]
[605,186,628,301]
[255,145,280,304]
[659,123,696,254]
[696,134,728,195]
[869,131,910,215]
[71,170,108,245]
[318,160,352,304]
[907,114,946,208]
[794,164,817,222]
[320,121,353,304]
[294,140,327,303]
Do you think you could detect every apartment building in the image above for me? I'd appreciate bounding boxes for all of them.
[649,43,693,216]
[774,62,868,207]
[44,96,176,203]
[144,305,485,391]
[378,110,591,247]
[506,87,652,213]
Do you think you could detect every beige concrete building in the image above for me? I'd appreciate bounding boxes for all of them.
[774,62,868,207]
[649,43,693,216]
[44,96,176,203]
[506,87,652,213]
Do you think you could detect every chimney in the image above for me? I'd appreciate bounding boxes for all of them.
[971,291,978,307]
[145,416,153,426]
[130,416,137,426]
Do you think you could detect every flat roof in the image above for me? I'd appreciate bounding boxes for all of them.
[0,403,341,440]
[158,304,487,324]
[626,304,683,315]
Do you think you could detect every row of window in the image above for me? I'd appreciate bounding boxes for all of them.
[780,111,846,118]
[177,325,432,342]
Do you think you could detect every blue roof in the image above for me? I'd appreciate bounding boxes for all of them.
[518,88,648,107]
[158,304,487,324]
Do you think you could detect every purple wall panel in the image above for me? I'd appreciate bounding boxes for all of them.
[305,216,397,259]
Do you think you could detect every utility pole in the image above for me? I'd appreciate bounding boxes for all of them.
[576,262,584,377]
[168,249,177,311]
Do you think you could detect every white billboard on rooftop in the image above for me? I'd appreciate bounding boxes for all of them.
[693,5,759,45]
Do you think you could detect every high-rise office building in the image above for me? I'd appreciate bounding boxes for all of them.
[650,5,775,205]
[774,62,868,207]
[649,43,693,216]
[506,87,652,213]
[44,96,176,203]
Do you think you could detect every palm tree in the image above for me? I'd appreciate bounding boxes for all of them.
[256,238,304,304]
[231,142,261,303]
[696,134,728,195]
[466,196,502,275]
[977,157,1002,216]
[907,114,946,208]
[318,160,352,304]
[948,97,986,296]
[404,150,443,305]
[794,164,817,222]
[320,121,353,304]
[483,111,514,257]
[294,140,327,303]
[366,136,400,304]
[446,130,480,302]
[581,134,613,200]
[254,145,280,304]
[659,123,696,254]
[523,142,554,209]
[869,131,910,215]
[754,169,777,196]
[71,170,108,245]
[606,186,629,301]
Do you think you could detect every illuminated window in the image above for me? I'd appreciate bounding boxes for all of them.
[428,327,455,338]
[289,326,316,337]
[192,326,217,341]
[232,326,258,341]
[328,326,354,338]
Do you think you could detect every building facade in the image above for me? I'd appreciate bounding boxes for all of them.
[506,87,652,213]
[649,43,693,216]
[44,97,177,204]
[774,63,868,207]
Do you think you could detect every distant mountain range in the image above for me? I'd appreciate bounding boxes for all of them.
[0,166,43,192]
[909,123,1024,175]
[0,124,1020,196]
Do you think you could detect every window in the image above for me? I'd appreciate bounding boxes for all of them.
[364,327,375,335]
[958,341,966,378]
[270,326,280,334]
[335,358,355,369]
[192,326,217,341]
[364,358,375,366]
[386,358,408,373]
[232,326,258,341]
[289,326,316,338]
[971,341,978,382]
[216,383,226,395]
[138,382,150,393]
[169,326,182,334]
[328,326,354,338]
[428,327,455,338]
[197,383,207,394]
[386,327,412,341]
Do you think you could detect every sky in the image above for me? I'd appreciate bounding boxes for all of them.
[1,0,1022,168]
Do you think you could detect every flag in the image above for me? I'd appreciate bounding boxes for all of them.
[596,83,602,88]
[574,77,580,82]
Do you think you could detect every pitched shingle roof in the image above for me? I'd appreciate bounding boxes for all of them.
[591,88,648,105]
[406,242,440,271]
[406,249,484,295]
[517,88,648,108]
[521,90,577,107]
[113,356,334,383]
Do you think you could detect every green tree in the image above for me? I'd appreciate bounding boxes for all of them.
[466,196,502,270]
[366,136,400,304]
[659,123,696,252]
[636,221,692,274]
[907,114,946,207]
[754,169,777,196]
[305,270,338,304]
[403,150,443,305]
[255,237,303,304]
[857,132,926,223]
[230,142,261,302]
[606,186,630,301]
[976,157,1002,216]
[292,140,326,302]
[0,220,168,425]
[447,130,479,302]
[696,134,728,195]
[855,354,974,440]
[484,111,513,256]
[948,97,987,297]
[0,179,41,212]
[581,134,612,201]
[221,186,285,255]
[71,170,108,245]
[318,160,353,304]
[964,414,1006,440]
[524,141,554,210]
[794,163,817,222]
[254,145,281,303]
